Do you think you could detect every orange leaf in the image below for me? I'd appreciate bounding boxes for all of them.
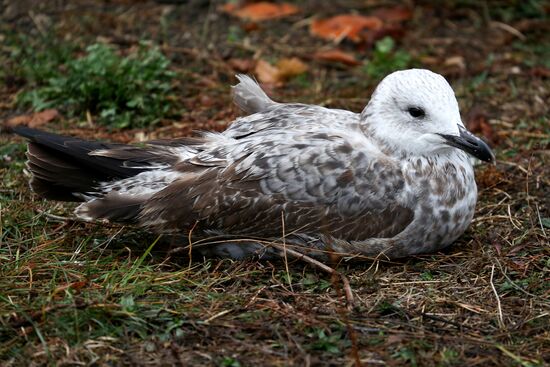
[275,57,308,79]
[5,109,59,128]
[255,57,308,86]
[310,15,383,42]
[255,59,281,85]
[223,2,299,21]
[313,49,361,66]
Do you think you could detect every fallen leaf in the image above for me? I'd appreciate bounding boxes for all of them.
[228,58,256,72]
[255,57,308,86]
[69,281,88,290]
[530,66,550,78]
[444,55,466,70]
[386,334,406,344]
[313,49,361,66]
[366,24,407,44]
[275,57,308,79]
[255,59,281,85]
[52,280,88,297]
[5,109,59,128]
[371,6,413,23]
[222,2,299,21]
[466,108,496,145]
[4,115,30,128]
[242,22,260,32]
[419,55,440,66]
[310,15,383,42]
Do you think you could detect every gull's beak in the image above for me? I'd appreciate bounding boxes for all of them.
[438,125,495,163]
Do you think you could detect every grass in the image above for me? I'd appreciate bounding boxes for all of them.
[13,40,178,128]
[1,1,549,366]
[363,37,413,80]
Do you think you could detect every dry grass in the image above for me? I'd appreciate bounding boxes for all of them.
[1,1,549,366]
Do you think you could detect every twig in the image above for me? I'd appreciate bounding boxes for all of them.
[36,209,74,222]
[490,21,526,40]
[0,201,5,257]
[27,11,47,36]
[281,211,294,293]
[202,309,232,324]
[489,264,505,329]
[535,203,547,238]
[267,242,354,306]
[494,259,546,301]
[419,312,472,331]
[506,205,522,230]
[471,215,521,224]
[188,220,199,269]
[169,235,383,262]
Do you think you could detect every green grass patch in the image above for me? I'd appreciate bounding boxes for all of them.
[363,37,413,80]
[15,42,179,128]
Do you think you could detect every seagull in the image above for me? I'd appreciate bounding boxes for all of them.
[14,69,494,260]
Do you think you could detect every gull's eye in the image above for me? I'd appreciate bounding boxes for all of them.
[407,107,425,118]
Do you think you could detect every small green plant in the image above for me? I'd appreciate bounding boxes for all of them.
[220,357,241,367]
[364,37,412,79]
[392,347,418,367]
[306,327,351,355]
[420,270,434,281]
[18,43,178,128]
[300,273,332,291]
[439,347,459,366]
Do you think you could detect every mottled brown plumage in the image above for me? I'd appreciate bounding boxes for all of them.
[14,69,494,260]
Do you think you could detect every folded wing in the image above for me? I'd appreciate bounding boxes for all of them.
[139,120,414,241]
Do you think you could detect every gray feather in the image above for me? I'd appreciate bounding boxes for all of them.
[232,74,278,114]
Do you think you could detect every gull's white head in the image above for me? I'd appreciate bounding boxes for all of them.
[362,69,494,162]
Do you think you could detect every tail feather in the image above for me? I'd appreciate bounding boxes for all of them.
[13,127,162,201]
[232,74,278,114]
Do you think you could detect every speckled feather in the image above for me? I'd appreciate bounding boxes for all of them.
[17,69,483,260]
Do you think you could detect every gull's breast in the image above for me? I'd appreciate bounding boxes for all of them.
[399,152,478,254]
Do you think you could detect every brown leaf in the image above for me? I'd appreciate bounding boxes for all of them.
[366,23,406,44]
[242,22,260,32]
[255,59,281,85]
[310,15,383,42]
[371,6,413,23]
[275,57,308,79]
[222,2,299,21]
[466,109,496,145]
[530,66,550,78]
[52,280,88,297]
[444,55,466,70]
[228,58,256,73]
[5,109,59,128]
[255,58,308,86]
[313,49,361,66]
[386,334,406,345]
[69,281,88,291]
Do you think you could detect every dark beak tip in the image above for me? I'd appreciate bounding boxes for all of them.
[477,138,496,164]
[440,127,495,164]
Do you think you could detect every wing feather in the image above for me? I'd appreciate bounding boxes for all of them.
[139,123,414,242]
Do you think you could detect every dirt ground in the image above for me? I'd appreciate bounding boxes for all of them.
[0,1,549,366]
